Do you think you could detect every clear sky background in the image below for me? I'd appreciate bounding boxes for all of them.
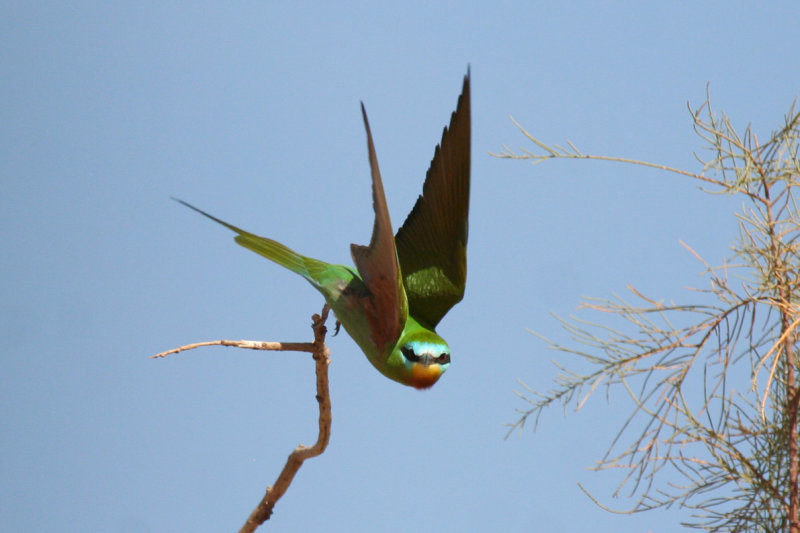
[3,2,799,532]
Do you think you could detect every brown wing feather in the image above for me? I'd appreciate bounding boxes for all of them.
[350,103,408,353]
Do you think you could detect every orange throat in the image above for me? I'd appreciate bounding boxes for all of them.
[409,363,443,389]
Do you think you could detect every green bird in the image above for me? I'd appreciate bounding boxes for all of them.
[175,70,470,389]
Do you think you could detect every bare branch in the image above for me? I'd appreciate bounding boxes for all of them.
[152,305,333,532]
[150,339,315,358]
[238,305,332,532]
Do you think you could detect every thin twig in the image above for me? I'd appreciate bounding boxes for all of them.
[498,96,800,529]
[150,339,315,358]
[151,305,333,532]
[238,305,332,532]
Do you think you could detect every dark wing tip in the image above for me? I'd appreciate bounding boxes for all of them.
[392,68,471,327]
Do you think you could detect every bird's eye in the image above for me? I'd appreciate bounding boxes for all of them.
[401,345,418,362]
[401,345,451,365]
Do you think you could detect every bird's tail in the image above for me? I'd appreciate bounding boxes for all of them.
[173,198,322,283]
[234,233,312,278]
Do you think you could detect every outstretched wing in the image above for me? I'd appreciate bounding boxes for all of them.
[350,103,408,354]
[394,69,471,328]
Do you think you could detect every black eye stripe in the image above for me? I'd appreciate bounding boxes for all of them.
[401,346,451,365]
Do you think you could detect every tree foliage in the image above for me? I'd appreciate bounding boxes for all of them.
[494,94,800,531]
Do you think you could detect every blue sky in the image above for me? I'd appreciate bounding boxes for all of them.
[3,2,799,532]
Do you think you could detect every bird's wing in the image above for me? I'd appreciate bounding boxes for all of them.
[350,103,408,354]
[394,70,471,328]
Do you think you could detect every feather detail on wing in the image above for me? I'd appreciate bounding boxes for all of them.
[350,103,408,353]
[394,70,471,328]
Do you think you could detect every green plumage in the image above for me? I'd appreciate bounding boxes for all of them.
[174,70,470,388]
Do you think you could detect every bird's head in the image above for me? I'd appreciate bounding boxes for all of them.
[389,325,451,389]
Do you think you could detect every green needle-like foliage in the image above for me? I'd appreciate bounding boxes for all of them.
[495,93,800,531]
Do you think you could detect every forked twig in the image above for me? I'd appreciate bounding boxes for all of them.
[151,305,333,531]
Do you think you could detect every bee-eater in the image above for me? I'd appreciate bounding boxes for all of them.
[175,70,470,389]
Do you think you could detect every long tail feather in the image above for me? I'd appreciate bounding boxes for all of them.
[172,197,313,279]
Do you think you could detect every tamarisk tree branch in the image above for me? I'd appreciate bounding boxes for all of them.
[151,305,333,532]
[497,93,800,531]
